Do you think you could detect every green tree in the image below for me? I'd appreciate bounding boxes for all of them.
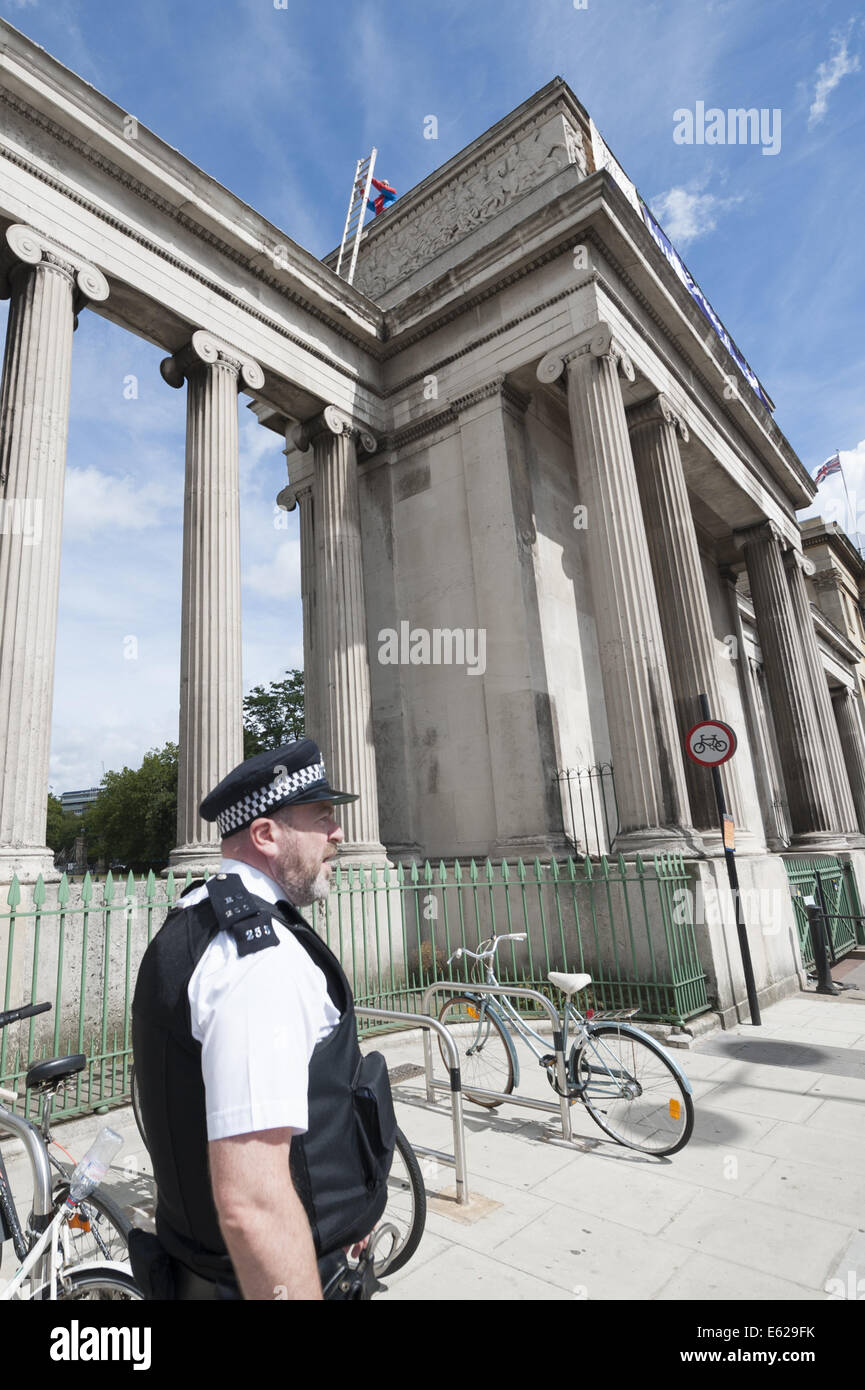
[86,742,178,870]
[45,794,82,860]
[242,669,305,757]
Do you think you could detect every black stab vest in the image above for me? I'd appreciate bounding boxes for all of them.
[131,882,395,1282]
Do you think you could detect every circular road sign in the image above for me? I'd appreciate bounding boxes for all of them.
[685,719,737,767]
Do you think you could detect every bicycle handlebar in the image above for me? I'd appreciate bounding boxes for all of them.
[0,1001,51,1030]
[446,933,527,966]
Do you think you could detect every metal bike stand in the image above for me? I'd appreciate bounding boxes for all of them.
[420,982,574,1143]
[355,1006,469,1205]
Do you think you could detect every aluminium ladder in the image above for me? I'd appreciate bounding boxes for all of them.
[335,148,377,286]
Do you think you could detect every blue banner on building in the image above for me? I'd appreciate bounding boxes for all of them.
[638,199,774,413]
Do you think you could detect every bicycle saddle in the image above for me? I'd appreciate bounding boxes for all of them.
[547,971,592,996]
[25,1054,86,1091]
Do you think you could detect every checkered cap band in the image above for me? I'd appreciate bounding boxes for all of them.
[215,761,326,837]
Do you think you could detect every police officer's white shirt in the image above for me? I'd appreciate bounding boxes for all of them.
[184,858,340,1142]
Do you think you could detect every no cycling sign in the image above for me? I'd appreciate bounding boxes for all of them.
[685,719,737,767]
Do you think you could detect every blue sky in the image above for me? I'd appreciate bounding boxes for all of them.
[1,0,863,791]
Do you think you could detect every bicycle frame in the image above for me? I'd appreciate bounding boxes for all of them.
[1,1199,132,1300]
[459,940,692,1102]
[0,1101,55,1268]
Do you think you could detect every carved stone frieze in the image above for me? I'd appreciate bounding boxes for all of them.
[352,112,587,298]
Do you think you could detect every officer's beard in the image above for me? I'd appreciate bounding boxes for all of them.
[279,863,331,907]
[271,844,331,907]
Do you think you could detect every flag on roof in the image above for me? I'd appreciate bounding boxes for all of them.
[814,452,842,486]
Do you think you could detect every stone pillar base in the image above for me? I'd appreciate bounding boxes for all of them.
[787,831,865,852]
[164,844,223,878]
[613,826,706,858]
[699,827,766,858]
[0,848,60,884]
[489,835,575,863]
[334,844,391,870]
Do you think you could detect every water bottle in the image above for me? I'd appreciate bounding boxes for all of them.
[67,1127,123,1204]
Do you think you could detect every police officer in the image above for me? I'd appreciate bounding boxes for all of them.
[130,739,397,1300]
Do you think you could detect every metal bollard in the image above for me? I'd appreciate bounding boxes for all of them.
[805,900,840,996]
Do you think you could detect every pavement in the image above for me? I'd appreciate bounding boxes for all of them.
[3,955,865,1302]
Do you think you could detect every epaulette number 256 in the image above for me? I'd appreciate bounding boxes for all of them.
[233,916,279,958]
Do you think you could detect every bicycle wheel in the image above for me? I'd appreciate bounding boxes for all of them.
[437,995,514,1107]
[130,1065,149,1152]
[372,1128,426,1276]
[52,1176,132,1265]
[570,1023,694,1156]
[56,1267,143,1300]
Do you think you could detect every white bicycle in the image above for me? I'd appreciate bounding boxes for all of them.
[0,1001,141,1300]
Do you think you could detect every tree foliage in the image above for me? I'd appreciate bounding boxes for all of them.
[46,794,82,859]
[242,669,305,757]
[47,671,306,871]
[84,742,179,870]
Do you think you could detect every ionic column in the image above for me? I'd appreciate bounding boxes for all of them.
[277,479,318,742]
[720,568,784,850]
[735,521,839,844]
[627,394,747,837]
[160,331,264,873]
[832,688,865,834]
[784,548,860,836]
[293,406,386,860]
[0,225,109,881]
[538,325,699,855]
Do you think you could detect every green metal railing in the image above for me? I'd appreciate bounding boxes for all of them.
[784,856,865,967]
[316,853,708,1028]
[0,853,710,1122]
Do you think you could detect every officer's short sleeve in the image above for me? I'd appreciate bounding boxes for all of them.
[188,926,337,1142]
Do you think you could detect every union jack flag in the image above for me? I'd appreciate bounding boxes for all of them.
[814,452,842,486]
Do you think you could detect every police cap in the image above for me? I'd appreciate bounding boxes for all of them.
[199,738,358,839]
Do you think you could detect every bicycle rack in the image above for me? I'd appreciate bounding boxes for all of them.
[420,982,576,1144]
[355,1006,469,1205]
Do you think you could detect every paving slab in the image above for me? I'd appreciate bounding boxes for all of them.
[491,1201,693,1299]
[659,1189,851,1288]
[653,1251,826,1302]
[383,1240,576,1301]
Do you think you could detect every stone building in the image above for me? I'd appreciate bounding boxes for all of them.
[2,19,864,1019]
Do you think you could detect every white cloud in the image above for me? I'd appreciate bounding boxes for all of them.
[243,538,301,598]
[799,437,865,540]
[63,466,175,534]
[649,185,743,248]
[808,31,861,129]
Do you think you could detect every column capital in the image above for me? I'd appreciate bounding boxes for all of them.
[782,546,816,578]
[159,329,265,392]
[275,481,313,513]
[809,563,843,592]
[292,404,377,458]
[626,393,689,443]
[1,224,109,320]
[537,321,635,387]
[732,519,786,552]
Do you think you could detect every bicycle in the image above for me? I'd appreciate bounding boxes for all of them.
[0,1001,138,1300]
[130,1065,426,1277]
[437,933,694,1156]
[693,733,728,754]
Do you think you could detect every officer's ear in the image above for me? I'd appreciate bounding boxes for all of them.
[247,816,279,853]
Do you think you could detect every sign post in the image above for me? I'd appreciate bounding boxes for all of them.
[686,695,761,1026]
